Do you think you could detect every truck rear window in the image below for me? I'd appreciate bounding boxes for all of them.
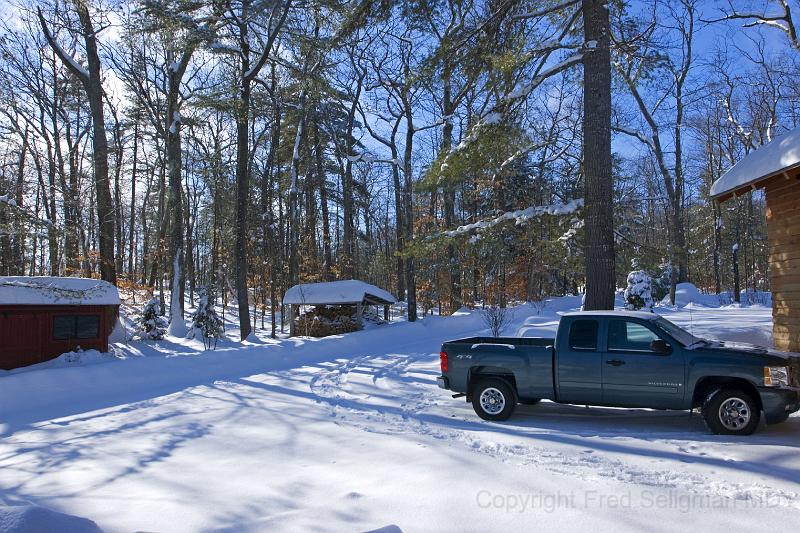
[569,320,598,351]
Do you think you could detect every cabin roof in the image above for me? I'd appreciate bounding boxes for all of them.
[710,126,800,201]
[0,276,120,306]
[283,280,397,306]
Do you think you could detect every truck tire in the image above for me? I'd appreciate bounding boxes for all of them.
[702,388,760,435]
[471,378,517,421]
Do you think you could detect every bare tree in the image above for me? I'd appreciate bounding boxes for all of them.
[482,305,512,337]
[38,2,116,283]
[612,0,698,304]
[223,0,292,340]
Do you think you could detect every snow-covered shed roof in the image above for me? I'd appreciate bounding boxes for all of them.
[0,277,120,306]
[283,280,396,306]
[710,126,800,200]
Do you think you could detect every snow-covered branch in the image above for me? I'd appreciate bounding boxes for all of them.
[37,7,90,83]
[505,53,584,101]
[612,125,655,150]
[441,199,584,240]
[513,0,580,20]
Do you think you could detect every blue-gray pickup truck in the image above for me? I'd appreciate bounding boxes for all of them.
[437,311,800,435]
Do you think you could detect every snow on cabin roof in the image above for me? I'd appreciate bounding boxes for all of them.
[283,280,397,306]
[710,126,800,200]
[0,276,120,306]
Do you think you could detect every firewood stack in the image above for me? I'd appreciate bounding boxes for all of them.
[294,305,361,337]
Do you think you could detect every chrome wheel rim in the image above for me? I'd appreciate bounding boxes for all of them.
[719,397,751,431]
[479,387,506,415]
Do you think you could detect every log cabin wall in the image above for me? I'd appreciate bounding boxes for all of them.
[765,172,800,351]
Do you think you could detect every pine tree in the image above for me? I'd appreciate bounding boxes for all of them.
[624,270,654,311]
[189,286,225,350]
[136,298,169,340]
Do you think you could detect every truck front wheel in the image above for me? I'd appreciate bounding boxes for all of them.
[702,388,760,435]
[471,378,517,421]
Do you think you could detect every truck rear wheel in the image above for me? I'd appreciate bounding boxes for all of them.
[471,378,516,421]
[702,388,760,435]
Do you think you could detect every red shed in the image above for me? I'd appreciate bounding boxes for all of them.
[0,276,120,370]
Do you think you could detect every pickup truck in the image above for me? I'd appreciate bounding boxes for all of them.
[437,311,800,435]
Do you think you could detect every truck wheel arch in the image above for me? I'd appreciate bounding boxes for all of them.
[692,376,763,411]
[467,367,518,401]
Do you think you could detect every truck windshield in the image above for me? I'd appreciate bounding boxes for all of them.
[653,316,699,347]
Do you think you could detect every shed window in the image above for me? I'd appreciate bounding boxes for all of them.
[53,316,74,340]
[569,320,598,351]
[53,315,100,340]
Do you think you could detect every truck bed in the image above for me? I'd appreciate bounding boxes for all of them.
[440,336,556,401]
[443,336,555,347]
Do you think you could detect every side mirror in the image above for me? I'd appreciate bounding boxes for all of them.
[650,339,672,354]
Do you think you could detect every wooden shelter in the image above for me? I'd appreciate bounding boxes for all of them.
[0,277,120,370]
[710,127,800,351]
[282,280,397,337]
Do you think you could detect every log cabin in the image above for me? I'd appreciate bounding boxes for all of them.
[710,127,800,351]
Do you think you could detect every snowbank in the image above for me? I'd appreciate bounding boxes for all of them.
[1,349,117,377]
[0,504,102,533]
[661,283,721,308]
[0,277,119,306]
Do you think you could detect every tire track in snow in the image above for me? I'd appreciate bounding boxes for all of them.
[305,349,800,510]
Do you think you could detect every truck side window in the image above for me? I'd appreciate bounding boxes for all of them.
[608,320,659,352]
[569,320,598,351]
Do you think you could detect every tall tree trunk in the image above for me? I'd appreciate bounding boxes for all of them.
[40,5,117,280]
[288,85,307,286]
[313,121,333,280]
[341,75,362,278]
[11,127,29,273]
[128,118,140,277]
[403,88,417,322]
[110,110,124,277]
[167,49,193,336]
[732,243,740,304]
[582,0,615,310]
[262,63,281,338]
[149,157,167,288]
[391,147,405,301]
[713,201,722,295]
[231,0,291,339]
[234,39,253,340]
[441,69,460,313]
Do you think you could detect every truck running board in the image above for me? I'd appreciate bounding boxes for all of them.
[452,393,466,399]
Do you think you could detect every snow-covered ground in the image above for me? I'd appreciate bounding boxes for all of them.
[1,294,798,532]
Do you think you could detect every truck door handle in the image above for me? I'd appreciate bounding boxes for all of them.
[606,359,625,366]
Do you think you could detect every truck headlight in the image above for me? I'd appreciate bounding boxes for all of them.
[764,366,790,387]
